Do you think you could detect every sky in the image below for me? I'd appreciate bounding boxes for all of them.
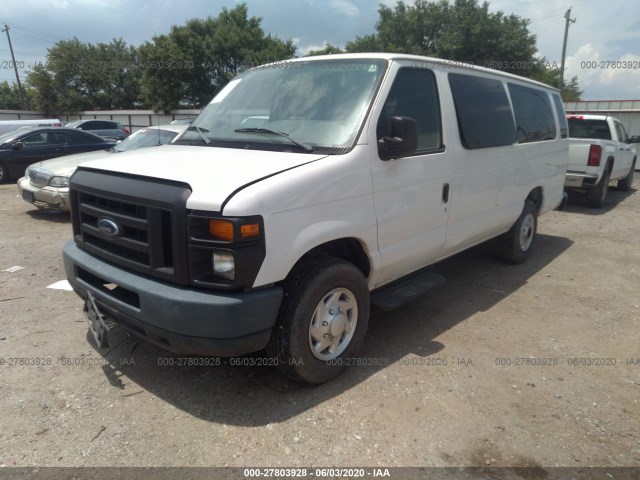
[0,0,639,102]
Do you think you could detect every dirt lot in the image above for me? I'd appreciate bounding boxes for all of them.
[0,180,639,471]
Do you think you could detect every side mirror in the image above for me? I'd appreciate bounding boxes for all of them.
[629,135,639,143]
[378,116,418,161]
[12,141,23,150]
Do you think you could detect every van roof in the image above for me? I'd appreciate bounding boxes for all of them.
[261,53,560,92]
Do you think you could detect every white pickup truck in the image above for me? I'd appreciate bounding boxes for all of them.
[564,114,637,207]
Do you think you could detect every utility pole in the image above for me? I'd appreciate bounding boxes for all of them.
[560,8,576,87]
[2,24,26,110]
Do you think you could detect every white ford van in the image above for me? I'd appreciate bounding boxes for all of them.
[0,118,62,135]
[63,54,568,383]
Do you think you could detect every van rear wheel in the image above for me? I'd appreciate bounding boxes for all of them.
[267,255,370,384]
[496,201,537,264]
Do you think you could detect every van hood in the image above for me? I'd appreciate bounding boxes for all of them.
[78,144,327,211]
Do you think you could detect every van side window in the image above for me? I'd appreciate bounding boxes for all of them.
[552,93,568,138]
[377,68,442,152]
[508,83,556,143]
[448,73,516,149]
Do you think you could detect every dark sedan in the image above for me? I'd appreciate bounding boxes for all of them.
[0,127,116,183]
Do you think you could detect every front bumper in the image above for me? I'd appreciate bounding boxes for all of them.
[17,177,70,210]
[564,172,599,189]
[63,241,283,356]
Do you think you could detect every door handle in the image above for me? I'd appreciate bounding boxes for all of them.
[442,183,450,203]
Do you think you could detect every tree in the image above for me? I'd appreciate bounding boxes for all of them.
[0,81,33,110]
[347,0,540,78]
[25,37,141,113]
[305,44,344,56]
[139,3,295,112]
[528,60,582,100]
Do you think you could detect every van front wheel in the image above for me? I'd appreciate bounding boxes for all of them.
[496,201,538,264]
[268,256,370,384]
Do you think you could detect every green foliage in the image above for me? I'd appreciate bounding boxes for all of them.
[305,44,344,56]
[21,0,580,113]
[25,37,141,114]
[348,0,539,77]
[0,81,33,110]
[528,60,582,100]
[345,0,581,96]
[139,3,295,112]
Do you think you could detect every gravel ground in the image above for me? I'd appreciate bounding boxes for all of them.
[0,180,639,472]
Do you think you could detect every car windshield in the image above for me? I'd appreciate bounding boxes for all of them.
[0,128,32,144]
[176,59,386,153]
[113,128,178,152]
[65,120,82,127]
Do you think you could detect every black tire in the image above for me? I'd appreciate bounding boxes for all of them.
[267,255,370,384]
[496,201,538,264]
[0,161,8,184]
[586,168,610,208]
[617,161,635,191]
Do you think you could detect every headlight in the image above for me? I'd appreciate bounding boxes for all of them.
[212,251,235,281]
[48,176,70,188]
[26,166,37,179]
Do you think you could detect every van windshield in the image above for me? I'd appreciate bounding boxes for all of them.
[176,59,386,154]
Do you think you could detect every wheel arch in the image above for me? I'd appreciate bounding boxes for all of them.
[289,237,371,281]
[525,187,543,214]
[605,156,615,173]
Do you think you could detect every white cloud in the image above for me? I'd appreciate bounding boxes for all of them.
[329,0,359,17]
[299,41,333,56]
[566,43,640,99]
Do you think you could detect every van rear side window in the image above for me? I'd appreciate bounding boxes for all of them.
[552,94,568,139]
[508,83,556,143]
[448,73,516,149]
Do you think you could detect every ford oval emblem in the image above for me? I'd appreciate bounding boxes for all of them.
[97,217,121,238]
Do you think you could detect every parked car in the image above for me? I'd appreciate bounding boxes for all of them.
[63,54,568,384]
[564,114,637,207]
[170,118,196,125]
[65,119,129,141]
[0,127,115,184]
[17,124,187,210]
[0,119,62,135]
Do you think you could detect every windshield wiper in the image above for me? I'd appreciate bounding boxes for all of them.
[234,127,314,152]
[187,125,211,145]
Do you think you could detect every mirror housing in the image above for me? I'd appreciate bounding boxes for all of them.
[378,116,418,161]
[12,141,23,150]
[628,135,639,143]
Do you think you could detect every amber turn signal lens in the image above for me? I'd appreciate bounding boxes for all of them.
[240,223,260,238]
[209,219,234,241]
